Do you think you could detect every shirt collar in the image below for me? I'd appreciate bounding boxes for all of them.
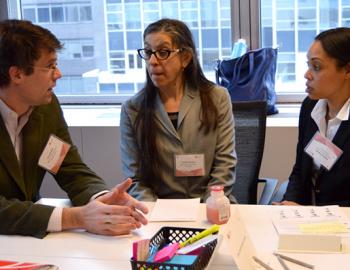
[0,98,33,125]
[0,98,18,124]
[311,97,350,123]
[336,97,350,121]
[311,99,327,126]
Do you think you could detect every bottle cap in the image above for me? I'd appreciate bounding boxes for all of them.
[209,185,224,192]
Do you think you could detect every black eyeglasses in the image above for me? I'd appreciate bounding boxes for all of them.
[137,48,183,60]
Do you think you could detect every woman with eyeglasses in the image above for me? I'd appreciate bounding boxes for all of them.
[120,18,237,202]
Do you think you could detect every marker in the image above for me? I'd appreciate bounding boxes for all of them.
[179,224,220,248]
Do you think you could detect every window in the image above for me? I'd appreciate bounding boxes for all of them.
[38,8,50,23]
[59,39,94,60]
[51,6,64,22]
[82,45,94,57]
[100,83,116,93]
[260,0,350,99]
[10,0,233,103]
[55,76,86,94]
[201,0,218,27]
[80,6,92,21]
[23,8,36,22]
[21,3,93,24]
[65,6,79,22]
[2,0,346,103]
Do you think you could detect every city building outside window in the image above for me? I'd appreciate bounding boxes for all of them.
[16,0,231,103]
[3,0,350,103]
[260,0,350,99]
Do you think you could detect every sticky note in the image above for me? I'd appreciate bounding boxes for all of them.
[298,222,348,234]
[167,255,197,265]
[132,239,150,261]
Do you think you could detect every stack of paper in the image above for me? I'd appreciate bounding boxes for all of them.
[271,205,350,252]
[149,198,200,222]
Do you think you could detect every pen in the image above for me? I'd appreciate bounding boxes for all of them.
[179,224,220,248]
[275,254,290,270]
[274,253,314,269]
[252,256,274,270]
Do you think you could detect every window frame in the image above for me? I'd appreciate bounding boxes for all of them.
[234,0,306,102]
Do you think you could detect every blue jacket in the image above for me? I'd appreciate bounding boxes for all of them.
[284,97,350,206]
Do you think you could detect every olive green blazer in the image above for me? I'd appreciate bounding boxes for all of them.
[0,95,107,238]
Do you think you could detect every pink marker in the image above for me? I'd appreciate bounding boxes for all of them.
[153,243,180,263]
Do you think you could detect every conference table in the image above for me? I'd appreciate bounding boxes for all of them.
[228,205,350,270]
[0,199,236,270]
[1,200,350,269]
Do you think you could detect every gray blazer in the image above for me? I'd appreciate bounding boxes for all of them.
[120,85,237,202]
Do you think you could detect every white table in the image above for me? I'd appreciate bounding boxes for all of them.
[2,202,350,270]
[0,200,236,270]
[228,205,350,270]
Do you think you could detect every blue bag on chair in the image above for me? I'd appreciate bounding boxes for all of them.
[216,48,278,115]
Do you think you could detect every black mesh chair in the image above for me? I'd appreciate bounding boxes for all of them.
[232,101,277,204]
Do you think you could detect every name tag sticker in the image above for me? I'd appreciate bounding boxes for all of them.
[38,135,71,174]
[175,154,205,177]
[304,131,343,171]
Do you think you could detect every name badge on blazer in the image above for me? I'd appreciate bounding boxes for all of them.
[38,134,71,174]
[174,154,205,177]
[304,131,343,171]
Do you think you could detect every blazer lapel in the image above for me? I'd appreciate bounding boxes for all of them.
[0,115,25,195]
[153,87,197,141]
[154,92,181,141]
[21,109,44,200]
[332,119,350,150]
[178,86,197,129]
[303,112,319,171]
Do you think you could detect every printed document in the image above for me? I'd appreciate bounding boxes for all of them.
[271,205,350,236]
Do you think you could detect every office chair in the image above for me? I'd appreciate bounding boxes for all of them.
[232,101,277,204]
[270,180,289,203]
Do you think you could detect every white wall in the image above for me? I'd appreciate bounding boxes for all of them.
[40,127,123,197]
[40,125,298,198]
[260,126,298,182]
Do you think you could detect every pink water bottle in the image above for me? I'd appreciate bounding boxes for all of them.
[206,185,230,224]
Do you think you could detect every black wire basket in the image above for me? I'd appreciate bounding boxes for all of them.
[130,226,218,270]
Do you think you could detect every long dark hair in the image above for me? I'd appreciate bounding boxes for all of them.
[315,27,350,68]
[134,18,218,188]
